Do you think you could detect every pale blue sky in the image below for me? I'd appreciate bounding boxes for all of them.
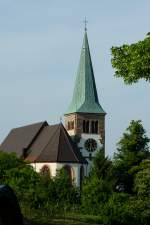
[0,0,149,156]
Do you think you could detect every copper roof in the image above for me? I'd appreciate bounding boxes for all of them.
[65,31,105,115]
[0,122,86,164]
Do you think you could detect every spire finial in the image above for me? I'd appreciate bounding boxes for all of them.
[83,18,88,32]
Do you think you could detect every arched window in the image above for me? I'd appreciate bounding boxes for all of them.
[68,121,74,130]
[95,121,98,134]
[85,121,89,133]
[64,165,75,184]
[71,121,74,129]
[40,165,51,177]
[90,121,98,134]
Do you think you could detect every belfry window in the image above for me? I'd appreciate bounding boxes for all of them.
[91,121,98,134]
[86,121,89,133]
[83,120,86,133]
[95,121,98,134]
[83,120,89,133]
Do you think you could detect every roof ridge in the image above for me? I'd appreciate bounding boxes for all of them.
[26,121,48,150]
[12,121,48,130]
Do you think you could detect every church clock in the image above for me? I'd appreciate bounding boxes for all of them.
[84,138,97,152]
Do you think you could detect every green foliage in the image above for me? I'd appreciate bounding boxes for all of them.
[101,193,133,225]
[54,168,80,206]
[82,120,150,224]
[113,120,150,193]
[1,119,150,225]
[111,34,150,84]
[81,150,115,214]
[0,151,79,222]
[82,176,111,214]
[134,160,150,197]
[91,149,114,180]
[116,120,149,157]
[0,151,25,181]
[101,194,150,225]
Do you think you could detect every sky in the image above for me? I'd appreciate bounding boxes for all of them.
[0,0,150,156]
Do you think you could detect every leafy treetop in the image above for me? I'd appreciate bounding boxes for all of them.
[114,120,150,193]
[111,33,150,84]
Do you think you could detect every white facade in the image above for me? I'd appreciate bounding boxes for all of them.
[68,129,103,175]
[78,133,102,175]
[31,162,84,187]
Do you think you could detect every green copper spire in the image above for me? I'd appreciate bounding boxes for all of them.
[65,30,105,115]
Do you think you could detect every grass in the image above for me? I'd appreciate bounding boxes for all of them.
[31,218,99,225]
[28,214,101,225]
[22,205,101,225]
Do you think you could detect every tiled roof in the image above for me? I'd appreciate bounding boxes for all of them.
[27,123,86,163]
[0,122,86,164]
[0,121,48,157]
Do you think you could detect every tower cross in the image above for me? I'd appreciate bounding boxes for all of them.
[83,18,88,31]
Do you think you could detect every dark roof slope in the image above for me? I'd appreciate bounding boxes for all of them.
[0,122,86,164]
[0,121,48,157]
[26,123,86,164]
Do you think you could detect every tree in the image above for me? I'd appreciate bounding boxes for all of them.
[91,149,113,179]
[5,166,43,208]
[111,33,150,84]
[101,192,134,225]
[54,168,79,207]
[0,151,25,181]
[131,160,150,225]
[114,120,150,193]
[81,150,115,214]
[134,159,150,197]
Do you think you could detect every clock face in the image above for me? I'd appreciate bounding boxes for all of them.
[84,138,97,152]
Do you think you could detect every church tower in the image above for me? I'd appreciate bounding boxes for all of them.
[64,28,106,175]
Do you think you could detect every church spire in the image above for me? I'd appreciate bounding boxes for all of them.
[84,17,88,32]
[65,30,105,115]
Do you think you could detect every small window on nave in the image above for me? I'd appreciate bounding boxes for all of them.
[40,165,51,177]
[71,121,74,129]
[64,165,75,184]
[68,121,74,130]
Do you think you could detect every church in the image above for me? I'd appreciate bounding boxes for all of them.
[0,28,106,186]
